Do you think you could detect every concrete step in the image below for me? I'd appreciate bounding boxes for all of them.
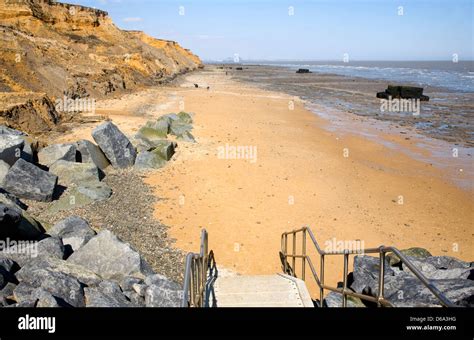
[213,273,314,307]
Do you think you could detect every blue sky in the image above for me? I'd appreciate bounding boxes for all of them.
[67,0,473,61]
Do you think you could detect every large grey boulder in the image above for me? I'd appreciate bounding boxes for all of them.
[12,282,37,304]
[49,160,100,186]
[13,286,62,307]
[350,255,395,295]
[145,284,183,307]
[385,277,474,307]
[47,183,111,213]
[144,274,182,307]
[136,125,168,144]
[0,236,65,267]
[0,135,24,166]
[0,126,35,163]
[92,122,136,168]
[424,256,472,270]
[49,216,96,252]
[84,281,131,307]
[144,274,181,290]
[17,256,102,287]
[34,288,62,307]
[38,143,77,167]
[134,151,167,170]
[75,139,110,170]
[15,267,85,307]
[3,159,58,202]
[402,257,472,280]
[324,291,365,307]
[68,230,154,281]
[387,247,432,266]
[151,140,176,161]
[169,120,192,137]
[0,160,10,185]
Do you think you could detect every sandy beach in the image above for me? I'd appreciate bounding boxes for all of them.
[55,66,473,295]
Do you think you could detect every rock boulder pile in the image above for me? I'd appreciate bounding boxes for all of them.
[0,114,197,307]
[133,111,196,170]
[0,216,183,307]
[324,247,473,307]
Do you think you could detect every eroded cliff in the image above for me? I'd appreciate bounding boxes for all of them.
[0,0,202,133]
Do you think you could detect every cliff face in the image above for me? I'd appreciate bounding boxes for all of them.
[0,0,203,100]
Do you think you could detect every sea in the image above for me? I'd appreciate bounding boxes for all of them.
[251,60,474,93]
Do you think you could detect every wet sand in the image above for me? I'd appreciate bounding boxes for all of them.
[57,66,473,297]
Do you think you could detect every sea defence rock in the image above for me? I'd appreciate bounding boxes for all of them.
[49,216,96,252]
[134,150,168,170]
[0,160,10,185]
[149,140,176,161]
[296,69,311,74]
[3,159,58,202]
[17,256,102,287]
[387,247,432,266]
[177,112,193,124]
[0,236,65,267]
[169,120,192,137]
[0,135,24,166]
[135,127,168,147]
[145,284,183,307]
[324,291,365,307]
[350,255,395,295]
[0,203,44,240]
[75,139,110,170]
[85,283,132,307]
[14,267,85,307]
[142,119,170,138]
[49,160,100,186]
[176,130,196,143]
[92,122,137,168]
[47,182,112,213]
[38,143,77,167]
[144,275,183,307]
[376,85,429,101]
[348,250,474,307]
[68,230,153,281]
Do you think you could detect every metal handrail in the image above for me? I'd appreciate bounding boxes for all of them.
[181,229,215,307]
[281,226,456,307]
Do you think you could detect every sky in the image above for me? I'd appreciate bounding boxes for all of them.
[67,0,473,61]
